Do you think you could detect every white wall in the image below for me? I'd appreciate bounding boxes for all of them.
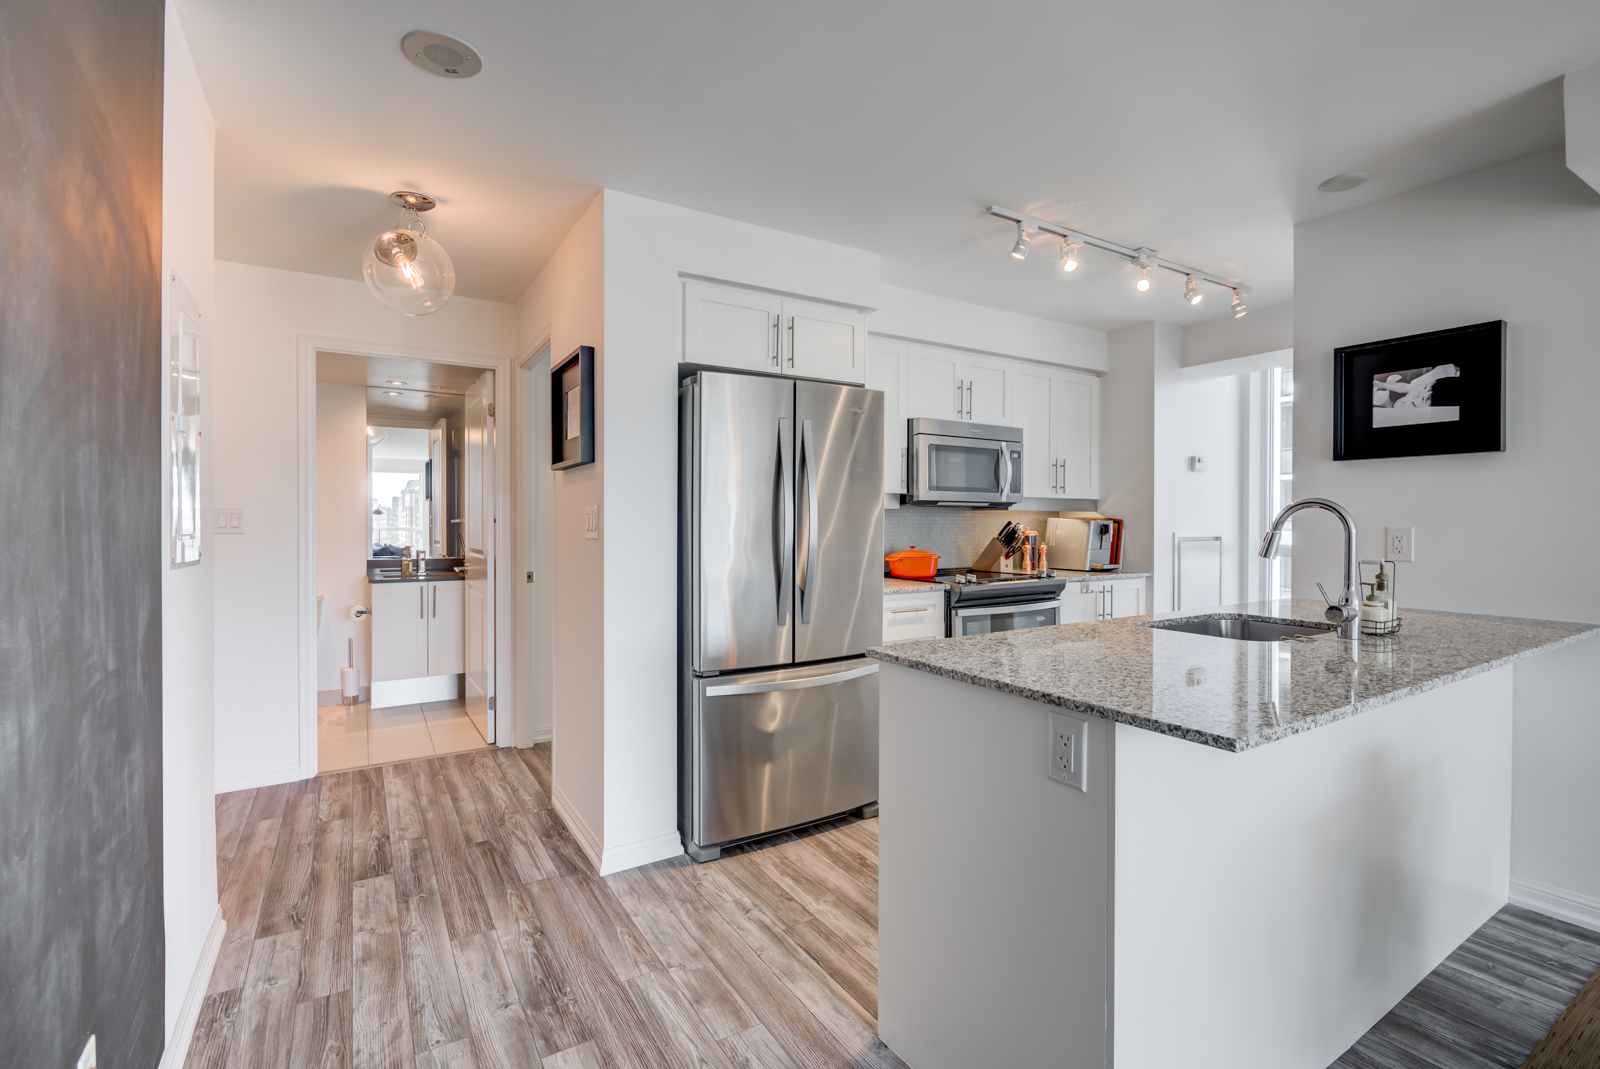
[1294,147,1600,920]
[515,196,606,860]
[314,383,368,693]
[869,284,1109,372]
[161,2,220,1045]
[1181,302,1294,368]
[212,262,515,791]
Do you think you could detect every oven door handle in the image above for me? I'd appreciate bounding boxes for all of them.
[951,597,1063,620]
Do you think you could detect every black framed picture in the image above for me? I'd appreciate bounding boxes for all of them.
[552,345,595,470]
[1334,320,1505,461]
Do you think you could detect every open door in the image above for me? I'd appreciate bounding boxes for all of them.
[465,370,496,743]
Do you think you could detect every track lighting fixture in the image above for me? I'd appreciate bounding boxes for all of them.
[985,205,1251,313]
[1011,222,1032,260]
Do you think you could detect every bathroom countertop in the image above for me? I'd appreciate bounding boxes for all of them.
[367,572,465,584]
[868,599,1599,752]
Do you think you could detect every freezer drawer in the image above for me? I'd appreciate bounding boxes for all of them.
[689,658,879,850]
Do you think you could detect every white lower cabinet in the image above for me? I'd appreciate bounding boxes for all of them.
[882,589,946,643]
[371,580,465,683]
[1060,578,1145,622]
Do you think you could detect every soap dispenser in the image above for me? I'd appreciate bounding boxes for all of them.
[1359,560,1397,635]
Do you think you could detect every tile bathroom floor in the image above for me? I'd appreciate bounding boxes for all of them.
[317,697,491,772]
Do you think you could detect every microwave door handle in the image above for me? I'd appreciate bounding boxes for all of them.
[799,418,819,624]
[999,446,1013,499]
[777,417,793,625]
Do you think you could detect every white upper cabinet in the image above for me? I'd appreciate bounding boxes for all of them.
[784,298,867,384]
[1052,372,1099,499]
[963,355,1011,425]
[1010,365,1056,497]
[906,344,962,421]
[683,280,783,373]
[683,281,866,385]
[865,338,908,493]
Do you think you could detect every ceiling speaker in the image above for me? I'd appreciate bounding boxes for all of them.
[400,31,482,79]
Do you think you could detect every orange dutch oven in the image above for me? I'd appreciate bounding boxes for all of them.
[885,546,940,580]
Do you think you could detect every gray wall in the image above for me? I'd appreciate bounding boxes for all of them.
[0,0,167,1065]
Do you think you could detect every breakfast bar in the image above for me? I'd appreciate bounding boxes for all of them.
[868,601,1598,1069]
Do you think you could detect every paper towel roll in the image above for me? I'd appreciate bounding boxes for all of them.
[341,666,360,699]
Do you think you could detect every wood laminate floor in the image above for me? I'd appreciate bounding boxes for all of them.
[186,744,907,1069]
[1334,904,1600,1069]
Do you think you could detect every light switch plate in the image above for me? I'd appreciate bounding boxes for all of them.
[1049,712,1088,792]
[213,507,246,534]
[584,505,598,540]
[1189,455,1208,472]
[1385,526,1415,562]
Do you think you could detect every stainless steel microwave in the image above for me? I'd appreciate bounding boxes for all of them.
[906,418,1023,507]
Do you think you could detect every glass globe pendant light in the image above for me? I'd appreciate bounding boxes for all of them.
[362,191,456,316]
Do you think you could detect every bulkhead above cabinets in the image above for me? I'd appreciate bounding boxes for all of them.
[682,279,868,385]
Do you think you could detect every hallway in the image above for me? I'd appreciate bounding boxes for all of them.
[183,745,904,1069]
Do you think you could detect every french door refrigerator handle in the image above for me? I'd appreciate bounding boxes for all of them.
[704,662,878,697]
[798,418,819,624]
[777,417,793,625]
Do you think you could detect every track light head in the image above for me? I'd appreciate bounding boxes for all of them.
[1011,223,1032,260]
[1061,240,1079,272]
[1232,290,1247,318]
[1183,277,1203,305]
[1135,263,1152,292]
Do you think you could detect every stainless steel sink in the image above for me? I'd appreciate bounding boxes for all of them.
[1145,616,1333,641]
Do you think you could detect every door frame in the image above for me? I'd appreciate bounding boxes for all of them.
[513,340,554,746]
[295,333,516,779]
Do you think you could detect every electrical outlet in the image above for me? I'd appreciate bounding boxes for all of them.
[584,505,599,540]
[1189,455,1208,472]
[1049,712,1088,792]
[77,1035,96,1069]
[1386,526,1415,562]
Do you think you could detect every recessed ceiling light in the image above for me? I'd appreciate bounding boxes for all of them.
[1318,172,1369,193]
[385,380,407,386]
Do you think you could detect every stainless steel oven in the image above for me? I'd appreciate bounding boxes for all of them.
[907,418,1023,507]
[951,597,1063,636]
[940,569,1068,637]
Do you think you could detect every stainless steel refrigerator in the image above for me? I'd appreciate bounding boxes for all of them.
[679,370,884,861]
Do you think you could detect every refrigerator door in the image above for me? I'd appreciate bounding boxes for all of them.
[688,372,796,672]
[690,658,879,848]
[794,380,884,663]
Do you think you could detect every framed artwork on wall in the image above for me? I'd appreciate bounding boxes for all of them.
[1334,320,1506,461]
[552,344,595,470]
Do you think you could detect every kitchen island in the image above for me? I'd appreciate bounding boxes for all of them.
[867,601,1597,1069]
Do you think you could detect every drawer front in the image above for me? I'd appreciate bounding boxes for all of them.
[883,592,945,643]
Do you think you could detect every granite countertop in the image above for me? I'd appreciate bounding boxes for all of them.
[368,571,465,584]
[885,577,946,596]
[1053,570,1151,583]
[868,599,1598,752]
[884,571,1150,594]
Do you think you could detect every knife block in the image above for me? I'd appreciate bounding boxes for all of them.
[972,538,1013,572]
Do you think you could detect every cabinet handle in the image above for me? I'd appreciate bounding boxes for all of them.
[432,585,436,618]
[787,318,795,367]
[956,378,964,416]
[888,606,929,615]
[419,587,425,619]
[966,381,973,420]
[772,316,779,367]
[901,447,907,492]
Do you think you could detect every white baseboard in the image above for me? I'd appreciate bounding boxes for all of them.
[551,782,603,871]
[159,907,226,1069]
[1510,876,1600,933]
[213,761,305,795]
[518,726,553,745]
[600,830,685,875]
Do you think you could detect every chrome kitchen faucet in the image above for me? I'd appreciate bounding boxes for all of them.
[1260,497,1361,639]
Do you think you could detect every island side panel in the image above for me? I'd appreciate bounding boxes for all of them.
[1112,664,1513,1069]
[878,663,1112,1069]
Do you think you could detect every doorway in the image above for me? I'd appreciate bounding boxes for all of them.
[301,341,514,776]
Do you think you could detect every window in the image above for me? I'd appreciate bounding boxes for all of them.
[1267,367,1294,600]
[368,426,430,555]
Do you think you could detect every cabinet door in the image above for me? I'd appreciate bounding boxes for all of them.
[683,280,782,373]
[1053,371,1099,499]
[784,298,866,385]
[1107,579,1144,619]
[962,355,1010,425]
[370,582,428,682]
[1010,365,1055,496]
[865,338,907,493]
[427,581,465,676]
[905,344,962,421]
[1058,588,1100,624]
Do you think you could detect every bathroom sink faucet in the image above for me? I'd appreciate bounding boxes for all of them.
[1260,497,1360,639]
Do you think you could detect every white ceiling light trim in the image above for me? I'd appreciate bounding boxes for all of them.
[987,204,1252,306]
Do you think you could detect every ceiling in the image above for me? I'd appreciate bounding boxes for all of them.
[180,0,1599,332]
[315,350,480,422]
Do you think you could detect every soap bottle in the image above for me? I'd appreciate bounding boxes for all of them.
[1360,564,1394,630]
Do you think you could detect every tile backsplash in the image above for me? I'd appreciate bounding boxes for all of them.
[883,508,1062,570]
